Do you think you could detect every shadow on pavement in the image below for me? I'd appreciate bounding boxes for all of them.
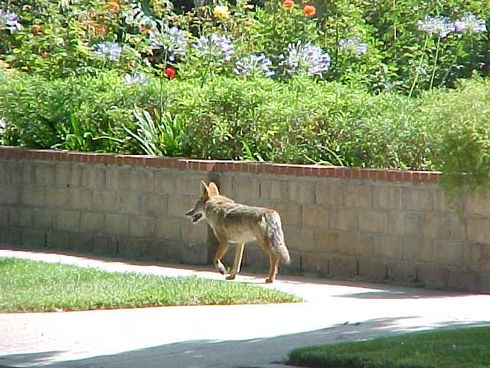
[2,319,488,368]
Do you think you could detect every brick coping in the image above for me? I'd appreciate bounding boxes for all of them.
[0,146,440,183]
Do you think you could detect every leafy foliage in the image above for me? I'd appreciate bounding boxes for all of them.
[0,0,489,194]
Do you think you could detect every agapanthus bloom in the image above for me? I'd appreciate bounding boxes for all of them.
[0,9,22,33]
[339,37,368,57]
[233,53,275,77]
[193,33,234,64]
[280,41,330,76]
[417,16,455,38]
[213,5,230,20]
[149,25,189,61]
[454,13,487,34]
[93,42,123,62]
[123,71,149,85]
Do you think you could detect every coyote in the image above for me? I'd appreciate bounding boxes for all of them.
[185,181,291,283]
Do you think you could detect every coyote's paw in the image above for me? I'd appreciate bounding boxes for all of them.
[265,278,274,284]
[226,274,236,281]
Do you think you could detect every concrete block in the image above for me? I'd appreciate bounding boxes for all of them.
[140,193,168,217]
[372,184,402,209]
[260,179,289,201]
[446,214,465,240]
[464,243,490,271]
[55,210,81,232]
[182,242,208,264]
[314,230,341,253]
[447,270,482,292]
[359,209,387,233]
[402,236,433,263]
[69,188,93,210]
[156,217,182,241]
[264,202,301,226]
[387,212,420,236]
[177,173,210,195]
[0,162,8,184]
[34,163,55,186]
[232,175,260,201]
[432,240,464,266]
[181,220,207,242]
[467,218,490,244]
[45,187,70,209]
[401,186,433,211]
[32,208,54,229]
[115,192,140,215]
[289,179,315,205]
[315,181,342,207]
[80,212,105,233]
[465,192,490,217]
[0,185,20,205]
[342,183,372,208]
[416,264,449,289]
[80,165,106,190]
[168,194,195,218]
[21,229,47,248]
[104,213,130,236]
[155,169,178,194]
[420,214,447,238]
[331,208,359,232]
[129,215,156,238]
[431,188,452,212]
[21,186,46,207]
[302,205,330,228]
[358,258,388,281]
[388,262,417,282]
[91,190,118,212]
[372,234,402,260]
[59,163,82,188]
[283,225,314,252]
[131,169,155,193]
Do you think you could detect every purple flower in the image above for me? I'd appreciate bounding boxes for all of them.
[233,54,275,77]
[417,16,455,38]
[193,33,234,64]
[280,41,330,76]
[454,14,487,34]
[149,24,189,61]
[0,9,22,33]
[93,42,123,62]
[339,37,368,57]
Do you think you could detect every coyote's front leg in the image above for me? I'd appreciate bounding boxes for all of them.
[213,241,229,275]
[227,244,245,280]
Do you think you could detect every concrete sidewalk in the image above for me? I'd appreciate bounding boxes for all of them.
[1,249,489,368]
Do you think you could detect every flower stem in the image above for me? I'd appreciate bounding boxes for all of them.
[429,36,441,91]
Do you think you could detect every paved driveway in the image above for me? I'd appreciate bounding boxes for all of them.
[1,249,489,368]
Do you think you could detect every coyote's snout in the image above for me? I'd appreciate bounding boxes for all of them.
[185,181,291,283]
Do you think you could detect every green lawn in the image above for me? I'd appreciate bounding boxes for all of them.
[0,258,302,312]
[289,326,490,368]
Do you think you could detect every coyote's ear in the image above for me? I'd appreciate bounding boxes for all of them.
[200,180,210,197]
[208,182,220,196]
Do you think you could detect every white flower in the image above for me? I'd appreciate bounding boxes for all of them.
[454,13,487,34]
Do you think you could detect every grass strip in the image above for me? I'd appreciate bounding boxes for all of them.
[0,258,302,312]
[288,326,490,368]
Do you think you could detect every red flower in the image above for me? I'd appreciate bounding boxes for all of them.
[283,0,295,8]
[164,67,176,79]
[303,4,316,16]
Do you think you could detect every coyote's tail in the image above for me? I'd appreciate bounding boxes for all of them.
[265,212,291,265]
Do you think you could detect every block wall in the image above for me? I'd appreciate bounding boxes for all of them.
[0,147,489,293]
